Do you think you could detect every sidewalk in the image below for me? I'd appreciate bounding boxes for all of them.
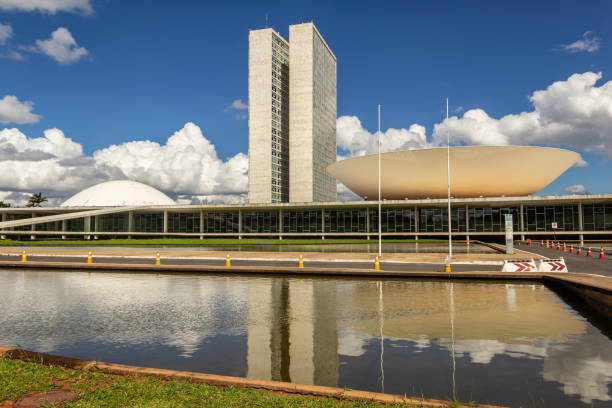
[0,247,541,265]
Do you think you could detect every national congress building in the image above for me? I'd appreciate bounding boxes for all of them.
[248,22,337,204]
[0,22,610,243]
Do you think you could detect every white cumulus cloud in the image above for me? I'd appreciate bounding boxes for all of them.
[93,123,248,196]
[0,0,93,15]
[336,115,430,158]
[564,184,588,194]
[0,123,248,206]
[562,31,601,53]
[0,95,42,124]
[22,27,89,65]
[433,72,612,158]
[0,22,12,45]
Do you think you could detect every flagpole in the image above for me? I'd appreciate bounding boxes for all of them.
[445,98,452,272]
[378,104,382,258]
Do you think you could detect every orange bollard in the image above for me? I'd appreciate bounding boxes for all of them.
[587,247,592,257]
[600,247,605,260]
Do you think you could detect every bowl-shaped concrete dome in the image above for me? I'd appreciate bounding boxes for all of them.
[61,180,176,207]
[327,146,581,200]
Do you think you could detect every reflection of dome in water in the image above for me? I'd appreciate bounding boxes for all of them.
[61,180,176,207]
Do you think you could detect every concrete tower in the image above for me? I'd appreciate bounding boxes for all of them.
[289,22,337,203]
[248,28,290,204]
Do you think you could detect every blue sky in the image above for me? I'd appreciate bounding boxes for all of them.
[0,0,611,204]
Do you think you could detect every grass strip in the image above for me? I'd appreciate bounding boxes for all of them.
[0,237,447,247]
[0,356,447,407]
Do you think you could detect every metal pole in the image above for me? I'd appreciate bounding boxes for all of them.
[446,98,452,271]
[378,104,382,258]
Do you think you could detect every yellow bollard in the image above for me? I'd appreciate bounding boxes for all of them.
[225,253,231,267]
[298,254,304,268]
[21,250,27,262]
[87,251,93,264]
[444,264,452,273]
[155,252,161,266]
[374,255,380,270]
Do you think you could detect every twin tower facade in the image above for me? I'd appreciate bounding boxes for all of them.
[248,22,337,204]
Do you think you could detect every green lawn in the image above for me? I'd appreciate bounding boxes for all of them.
[0,357,445,408]
[0,237,446,247]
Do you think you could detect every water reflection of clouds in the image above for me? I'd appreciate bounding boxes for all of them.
[0,271,247,357]
[2,272,611,405]
[336,280,612,404]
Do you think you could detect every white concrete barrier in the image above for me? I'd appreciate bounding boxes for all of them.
[537,257,568,273]
[501,259,537,272]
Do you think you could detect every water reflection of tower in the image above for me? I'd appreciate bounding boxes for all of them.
[247,277,338,386]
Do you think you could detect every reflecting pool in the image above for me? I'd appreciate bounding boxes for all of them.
[0,271,610,407]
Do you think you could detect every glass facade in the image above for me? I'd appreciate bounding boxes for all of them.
[370,208,415,233]
[311,28,337,202]
[582,204,612,231]
[282,210,322,233]
[134,213,163,233]
[242,211,279,233]
[418,207,466,233]
[468,207,519,232]
[3,202,612,236]
[203,212,239,233]
[167,212,200,233]
[326,209,366,233]
[271,33,289,203]
[99,214,128,232]
[524,205,579,231]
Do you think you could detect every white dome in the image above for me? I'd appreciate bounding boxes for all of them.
[61,180,176,207]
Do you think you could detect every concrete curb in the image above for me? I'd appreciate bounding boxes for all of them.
[0,252,505,265]
[0,346,504,407]
[0,260,544,280]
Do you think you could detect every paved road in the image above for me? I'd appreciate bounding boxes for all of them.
[0,254,497,273]
[516,243,612,276]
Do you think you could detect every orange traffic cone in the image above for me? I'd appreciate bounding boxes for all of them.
[298,254,304,268]
[546,240,550,248]
[577,246,582,255]
[374,256,380,271]
[557,242,561,251]
[225,253,231,267]
[540,240,544,247]
[600,247,605,260]
[569,244,574,254]
[587,247,592,257]
[527,238,532,246]
[563,243,567,253]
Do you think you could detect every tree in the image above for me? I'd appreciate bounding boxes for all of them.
[26,192,48,207]
[0,201,10,208]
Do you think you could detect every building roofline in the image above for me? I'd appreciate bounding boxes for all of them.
[290,22,336,61]
[2,193,611,213]
[249,27,289,46]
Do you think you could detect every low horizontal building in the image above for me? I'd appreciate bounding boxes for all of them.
[1,191,611,243]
